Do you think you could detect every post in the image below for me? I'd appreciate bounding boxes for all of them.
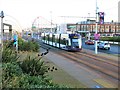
[95,0,98,54]
[50,11,52,33]
[31,24,33,39]
[0,11,4,60]
[0,11,4,89]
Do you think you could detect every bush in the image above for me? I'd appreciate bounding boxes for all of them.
[2,62,23,88]
[2,38,68,89]
[18,38,39,52]
[19,55,48,77]
[2,47,19,63]
[2,59,67,89]
[100,36,120,42]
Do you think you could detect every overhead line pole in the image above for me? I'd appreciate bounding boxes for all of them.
[95,0,98,54]
[0,11,4,60]
[50,11,52,33]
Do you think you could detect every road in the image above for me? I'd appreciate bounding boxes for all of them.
[82,38,120,55]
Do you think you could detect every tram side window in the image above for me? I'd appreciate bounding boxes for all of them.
[63,38,66,45]
[61,38,68,45]
[66,40,69,45]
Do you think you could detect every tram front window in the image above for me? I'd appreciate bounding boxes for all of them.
[72,39,79,47]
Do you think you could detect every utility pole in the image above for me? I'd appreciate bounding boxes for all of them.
[0,11,4,60]
[31,23,34,39]
[95,0,98,54]
[50,11,52,33]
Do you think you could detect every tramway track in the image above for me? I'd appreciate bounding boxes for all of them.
[79,51,118,67]
[72,51,118,67]
[58,52,118,81]
[65,52,118,73]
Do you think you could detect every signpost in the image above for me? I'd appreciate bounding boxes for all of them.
[0,11,4,60]
[94,33,100,40]
[95,0,98,54]
[98,12,104,24]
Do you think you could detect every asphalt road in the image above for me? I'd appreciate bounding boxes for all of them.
[82,38,120,55]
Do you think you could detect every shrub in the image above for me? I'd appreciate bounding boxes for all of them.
[18,38,39,52]
[2,47,19,63]
[19,55,48,77]
[2,38,68,89]
[100,36,120,42]
[2,61,66,88]
[2,62,23,88]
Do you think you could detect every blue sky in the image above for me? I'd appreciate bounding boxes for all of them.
[0,0,119,29]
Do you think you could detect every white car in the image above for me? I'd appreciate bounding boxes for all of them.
[97,42,110,50]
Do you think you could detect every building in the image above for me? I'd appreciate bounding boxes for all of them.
[65,19,120,36]
[76,22,120,36]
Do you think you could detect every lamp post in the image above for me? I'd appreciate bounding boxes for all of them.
[95,0,98,54]
[50,11,52,33]
[0,11,4,60]
[31,23,34,39]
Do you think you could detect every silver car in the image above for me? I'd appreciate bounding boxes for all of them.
[97,42,110,50]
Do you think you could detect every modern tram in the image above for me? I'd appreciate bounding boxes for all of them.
[41,33,82,51]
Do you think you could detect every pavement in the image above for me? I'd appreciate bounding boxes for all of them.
[41,47,118,88]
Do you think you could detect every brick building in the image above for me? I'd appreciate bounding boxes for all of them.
[66,19,120,36]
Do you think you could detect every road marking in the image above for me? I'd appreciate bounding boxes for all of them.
[93,79,117,88]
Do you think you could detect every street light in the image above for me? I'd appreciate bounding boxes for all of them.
[50,11,52,33]
[0,11,4,60]
[95,0,98,54]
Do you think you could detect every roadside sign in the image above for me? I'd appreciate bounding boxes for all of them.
[94,33,100,40]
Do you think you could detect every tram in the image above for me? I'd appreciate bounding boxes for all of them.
[41,33,82,51]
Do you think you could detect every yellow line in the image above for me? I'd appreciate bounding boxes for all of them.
[93,79,117,88]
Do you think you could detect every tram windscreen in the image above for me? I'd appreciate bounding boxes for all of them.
[72,39,79,47]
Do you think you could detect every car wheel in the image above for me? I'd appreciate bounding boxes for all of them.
[102,46,104,49]
[108,48,110,50]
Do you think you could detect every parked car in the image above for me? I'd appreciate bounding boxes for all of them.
[97,42,110,50]
[85,40,94,45]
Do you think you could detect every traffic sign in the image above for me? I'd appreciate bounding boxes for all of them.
[94,33,100,40]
